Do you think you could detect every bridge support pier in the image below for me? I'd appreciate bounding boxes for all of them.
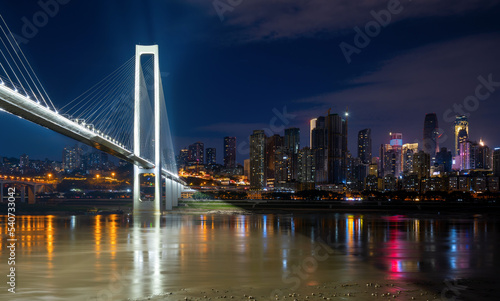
[178,183,182,204]
[0,182,3,202]
[164,178,172,211]
[28,185,35,204]
[173,182,179,207]
[133,45,162,215]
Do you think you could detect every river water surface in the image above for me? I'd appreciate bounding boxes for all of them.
[1,213,499,300]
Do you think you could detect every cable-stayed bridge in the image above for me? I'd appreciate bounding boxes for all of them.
[0,16,184,214]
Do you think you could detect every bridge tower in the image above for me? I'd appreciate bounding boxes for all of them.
[133,45,163,215]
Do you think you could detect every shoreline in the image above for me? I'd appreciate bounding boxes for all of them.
[1,199,500,217]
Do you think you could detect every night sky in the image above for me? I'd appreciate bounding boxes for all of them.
[1,0,500,164]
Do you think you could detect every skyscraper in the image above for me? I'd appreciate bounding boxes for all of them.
[284,128,300,180]
[413,151,430,179]
[206,148,216,165]
[178,149,189,166]
[223,136,236,168]
[250,130,267,190]
[493,148,500,177]
[309,118,317,148]
[188,142,204,165]
[265,134,283,187]
[423,113,439,157]
[311,116,327,184]
[326,113,347,184]
[436,147,452,173]
[298,147,315,190]
[62,145,83,171]
[454,115,469,156]
[380,133,403,178]
[402,143,418,174]
[358,128,372,164]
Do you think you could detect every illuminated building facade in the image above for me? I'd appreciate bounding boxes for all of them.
[358,128,372,164]
[309,118,317,148]
[188,142,204,165]
[284,127,300,181]
[454,115,469,156]
[402,143,418,174]
[326,112,347,184]
[311,116,327,184]
[249,130,267,190]
[265,134,283,187]
[413,150,430,179]
[494,148,500,177]
[223,136,236,168]
[298,147,315,190]
[205,148,216,165]
[381,133,403,178]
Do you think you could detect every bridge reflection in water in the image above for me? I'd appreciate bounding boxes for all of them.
[0,213,498,300]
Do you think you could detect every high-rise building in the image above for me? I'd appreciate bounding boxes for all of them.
[178,149,189,166]
[413,150,430,179]
[436,147,452,173]
[223,137,236,168]
[423,113,439,157]
[402,143,418,174]
[19,154,29,168]
[474,139,491,170]
[358,128,372,164]
[454,115,469,156]
[188,142,204,165]
[458,140,472,170]
[309,118,317,148]
[493,148,500,177]
[298,147,315,190]
[381,133,403,178]
[311,116,328,184]
[284,128,300,180]
[87,150,109,170]
[265,134,283,187]
[250,130,267,190]
[326,113,347,184]
[244,159,250,179]
[206,148,216,165]
[62,145,83,171]
[343,109,349,184]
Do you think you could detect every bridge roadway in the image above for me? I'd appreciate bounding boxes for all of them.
[0,83,182,184]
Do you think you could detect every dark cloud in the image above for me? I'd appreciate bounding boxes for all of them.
[190,0,500,41]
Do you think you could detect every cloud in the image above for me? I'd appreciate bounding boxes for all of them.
[189,0,500,42]
[297,33,500,109]
[291,33,500,150]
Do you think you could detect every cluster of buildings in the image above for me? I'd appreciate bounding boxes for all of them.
[177,137,244,176]
[248,110,500,194]
[0,144,118,177]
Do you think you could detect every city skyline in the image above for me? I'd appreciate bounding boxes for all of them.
[0,1,499,165]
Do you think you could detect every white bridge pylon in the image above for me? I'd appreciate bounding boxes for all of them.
[133,45,181,214]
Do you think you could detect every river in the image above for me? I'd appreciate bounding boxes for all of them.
[1,212,499,300]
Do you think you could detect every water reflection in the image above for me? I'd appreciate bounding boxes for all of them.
[0,213,498,300]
